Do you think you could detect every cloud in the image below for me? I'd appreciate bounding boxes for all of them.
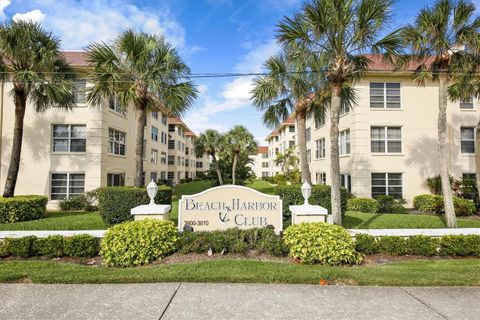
[0,0,10,20]
[12,9,45,23]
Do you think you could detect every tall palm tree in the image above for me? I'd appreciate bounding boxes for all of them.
[196,129,225,185]
[251,46,320,184]
[224,125,258,185]
[277,0,402,225]
[0,21,77,197]
[400,0,480,227]
[87,30,197,187]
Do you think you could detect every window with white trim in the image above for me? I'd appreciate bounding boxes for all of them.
[262,162,269,168]
[371,173,403,198]
[461,127,475,154]
[370,83,401,108]
[150,172,158,182]
[289,125,295,133]
[371,126,402,153]
[108,128,126,156]
[316,172,326,185]
[161,151,167,164]
[52,125,86,152]
[151,126,158,141]
[315,110,325,128]
[306,127,311,142]
[341,173,351,193]
[152,111,158,119]
[339,129,350,155]
[50,173,85,200]
[151,149,158,163]
[107,173,125,186]
[306,149,311,163]
[315,138,325,159]
[460,96,474,109]
[74,79,87,104]
[109,95,124,113]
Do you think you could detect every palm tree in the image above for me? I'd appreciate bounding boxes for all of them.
[0,21,77,197]
[277,0,402,225]
[87,30,197,187]
[196,129,225,185]
[251,46,320,184]
[274,147,299,176]
[224,125,258,185]
[400,0,480,227]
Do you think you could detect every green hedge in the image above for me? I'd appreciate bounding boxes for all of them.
[413,194,476,216]
[284,223,362,265]
[355,234,480,256]
[177,228,287,257]
[374,195,408,214]
[0,196,48,223]
[2,234,99,258]
[276,185,347,225]
[98,186,172,225]
[101,220,177,267]
[347,198,379,213]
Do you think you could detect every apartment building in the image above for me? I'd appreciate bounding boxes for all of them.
[0,51,208,207]
[255,56,479,205]
[249,146,269,178]
[264,117,297,177]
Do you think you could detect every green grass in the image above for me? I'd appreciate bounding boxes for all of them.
[1,258,479,286]
[344,211,480,229]
[0,211,107,231]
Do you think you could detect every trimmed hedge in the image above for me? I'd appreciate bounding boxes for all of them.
[284,223,362,265]
[413,194,476,216]
[374,195,408,214]
[0,195,48,223]
[64,234,100,257]
[101,220,177,267]
[355,234,480,257]
[34,235,65,257]
[276,185,347,224]
[98,186,172,225]
[7,236,38,257]
[347,198,379,213]
[177,228,287,256]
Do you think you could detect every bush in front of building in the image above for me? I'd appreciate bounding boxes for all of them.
[283,223,362,266]
[354,234,377,255]
[413,194,476,216]
[64,234,100,257]
[373,195,408,214]
[406,235,439,256]
[347,198,379,213]
[6,236,38,257]
[0,195,48,223]
[276,185,348,225]
[58,189,99,212]
[176,228,287,256]
[98,186,172,225]
[0,240,8,257]
[439,235,480,256]
[33,235,65,257]
[101,220,177,267]
[376,236,408,255]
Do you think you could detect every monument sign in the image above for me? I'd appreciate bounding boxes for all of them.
[178,185,283,234]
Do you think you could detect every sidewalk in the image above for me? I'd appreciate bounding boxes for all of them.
[1,283,479,319]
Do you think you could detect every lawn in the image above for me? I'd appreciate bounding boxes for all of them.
[0,211,107,231]
[1,258,480,286]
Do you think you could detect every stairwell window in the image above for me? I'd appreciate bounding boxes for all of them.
[52,125,86,152]
[108,128,126,156]
[461,127,475,153]
[315,138,325,159]
[371,126,402,153]
[339,129,350,155]
[370,83,401,108]
[50,173,85,200]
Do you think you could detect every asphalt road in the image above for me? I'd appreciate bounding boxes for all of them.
[1,283,479,319]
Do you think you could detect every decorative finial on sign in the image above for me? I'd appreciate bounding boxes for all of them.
[301,181,312,205]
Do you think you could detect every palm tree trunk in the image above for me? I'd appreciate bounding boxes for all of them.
[211,153,223,185]
[3,89,27,197]
[438,73,456,227]
[134,107,146,187]
[296,109,311,184]
[475,117,480,206]
[330,84,342,225]
[232,152,238,185]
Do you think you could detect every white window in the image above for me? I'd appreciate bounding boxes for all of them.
[289,140,295,148]
[339,129,350,155]
[108,128,126,156]
[306,149,311,163]
[109,95,124,113]
[306,127,311,142]
[151,126,158,141]
[316,172,326,185]
[461,127,475,153]
[52,125,86,152]
[315,111,325,128]
[196,162,203,168]
[262,153,268,159]
[50,173,85,200]
[262,172,269,177]
[371,127,402,153]
[289,125,295,133]
[460,96,474,109]
[167,172,175,180]
[168,155,175,165]
[162,114,167,125]
[151,149,158,163]
[161,152,167,164]
[150,172,158,182]
[315,138,325,159]
[152,111,158,119]
[107,173,125,186]
[371,173,403,198]
[341,173,351,193]
[340,103,350,116]
[74,79,87,104]
[370,83,401,108]
[262,162,269,168]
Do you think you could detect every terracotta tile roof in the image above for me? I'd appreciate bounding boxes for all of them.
[186,131,196,137]
[62,51,89,67]
[364,54,435,72]
[265,129,279,141]
[258,146,268,154]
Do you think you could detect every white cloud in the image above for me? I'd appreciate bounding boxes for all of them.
[0,0,10,20]
[222,78,254,102]
[12,9,45,23]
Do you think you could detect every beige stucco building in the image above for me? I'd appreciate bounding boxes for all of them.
[254,58,479,206]
[0,51,209,207]
[249,146,269,178]
[263,117,296,177]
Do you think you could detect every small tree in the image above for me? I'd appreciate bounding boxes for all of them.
[0,21,77,197]
[224,126,258,185]
[274,147,299,177]
[196,129,225,185]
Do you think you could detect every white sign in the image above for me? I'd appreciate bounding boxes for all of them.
[178,185,283,234]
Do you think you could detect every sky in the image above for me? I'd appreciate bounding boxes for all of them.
[1,0,479,144]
